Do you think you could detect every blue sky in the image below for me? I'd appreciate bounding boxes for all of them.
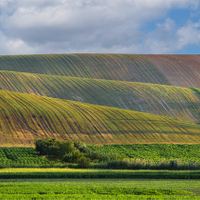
[0,0,200,55]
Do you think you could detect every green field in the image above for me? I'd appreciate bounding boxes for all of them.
[0,147,50,166]
[0,145,199,170]
[89,144,200,162]
[0,179,197,199]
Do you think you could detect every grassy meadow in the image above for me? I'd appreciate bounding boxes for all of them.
[0,179,196,199]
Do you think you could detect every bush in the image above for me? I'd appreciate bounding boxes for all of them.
[35,138,76,161]
[62,151,84,163]
[78,157,91,168]
[74,141,90,154]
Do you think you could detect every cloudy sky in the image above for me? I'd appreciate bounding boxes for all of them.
[0,0,200,55]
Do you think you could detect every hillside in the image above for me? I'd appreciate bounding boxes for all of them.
[0,54,169,84]
[1,70,200,124]
[1,54,200,88]
[1,53,200,146]
[1,90,200,146]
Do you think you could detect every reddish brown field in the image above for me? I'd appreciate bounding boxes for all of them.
[143,54,200,88]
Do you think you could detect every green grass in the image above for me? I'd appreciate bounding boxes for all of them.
[89,144,200,162]
[1,70,200,123]
[0,180,194,199]
[0,168,200,179]
[1,90,200,146]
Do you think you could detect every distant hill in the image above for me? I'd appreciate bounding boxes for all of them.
[0,54,169,84]
[1,90,200,146]
[1,54,200,88]
[1,70,200,124]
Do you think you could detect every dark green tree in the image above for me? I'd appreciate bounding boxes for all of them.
[35,138,75,161]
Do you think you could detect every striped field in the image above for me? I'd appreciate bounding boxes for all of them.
[1,90,200,146]
[143,54,200,88]
[1,54,200,88]
[0,54,169,84]
[1,70,200,123]
[1,54,200,146]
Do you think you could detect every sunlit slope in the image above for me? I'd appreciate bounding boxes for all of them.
[1,70,200,123]
[1,90,200,146]
[0,54,169,84]
[143,54,200,88]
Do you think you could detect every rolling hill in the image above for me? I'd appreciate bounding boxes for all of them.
[1,54,200,88]
[1,70,200,124]
[1,53,200,146]
[0,54,170,84]
[1,90,200,146]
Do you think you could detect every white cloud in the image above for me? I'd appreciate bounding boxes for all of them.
[138,18,200,54]
[176,21,200,48]
[0,0,200,54]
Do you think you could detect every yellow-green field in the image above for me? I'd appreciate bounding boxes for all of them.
[1,90,200,146]
[1,70,200,123]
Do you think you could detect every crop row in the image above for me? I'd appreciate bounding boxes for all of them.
[1,90,200,145]
[1,70,200,123]
[0,147,49,165]
[88,144,200,162]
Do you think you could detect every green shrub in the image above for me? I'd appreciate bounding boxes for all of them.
[74,141,90,154]
[35,138,76,161]
[78,157,91,168]
[62,151,84,163]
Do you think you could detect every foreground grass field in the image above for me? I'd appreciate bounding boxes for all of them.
[2,70,200,123]
[0,168,200,179]
[0,179,197,199]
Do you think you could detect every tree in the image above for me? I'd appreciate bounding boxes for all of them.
[35,138,75,161]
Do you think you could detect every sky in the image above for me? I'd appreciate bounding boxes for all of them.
[0,0,200,55]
